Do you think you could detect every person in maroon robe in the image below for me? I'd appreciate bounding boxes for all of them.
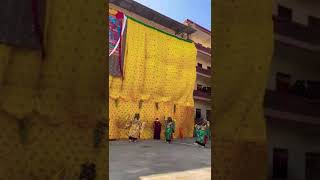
[153,118,162,140]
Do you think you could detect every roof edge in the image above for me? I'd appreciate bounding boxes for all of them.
[184,19,211,34]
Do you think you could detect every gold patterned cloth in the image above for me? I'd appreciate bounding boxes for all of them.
[109,18,197,106]
[0,0,107,179]
[213,0,273,179]
[109,15,197,140]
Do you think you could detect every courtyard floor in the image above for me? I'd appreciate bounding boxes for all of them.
[109,138,211,180]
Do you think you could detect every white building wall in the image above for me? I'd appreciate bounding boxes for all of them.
[186,20,212,121]
[197,52,211,69]
[195,52,211,90]
[194,100,211,120]
[195,77,210,90]
[267,119,320,180]
[188,25,211,48]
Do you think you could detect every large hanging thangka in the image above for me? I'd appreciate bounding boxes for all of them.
[109,9,126,77]
[109,13,197,139]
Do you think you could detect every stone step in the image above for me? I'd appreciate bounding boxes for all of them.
[139,167,211,180]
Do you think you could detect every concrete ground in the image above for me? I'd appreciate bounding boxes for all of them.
[139,167,211,180]
[109,138,211,180]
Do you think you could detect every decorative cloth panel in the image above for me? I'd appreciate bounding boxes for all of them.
[109,9,125,77]
[109,18,197,107]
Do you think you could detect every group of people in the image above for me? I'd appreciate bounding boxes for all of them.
[194,118,210,148]
[124,113,210,147]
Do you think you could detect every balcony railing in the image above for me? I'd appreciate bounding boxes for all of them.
[273,16,320,45]
[264,90,320,118]
[193,90,211,99]
[195,43,211,55]
[196,66,211,76]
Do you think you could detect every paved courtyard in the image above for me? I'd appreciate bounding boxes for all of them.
[109,138,211,180]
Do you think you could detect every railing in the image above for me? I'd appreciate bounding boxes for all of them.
[193,90,211,99]
[196,66,211,76]
[264,90,320,118]
[273,16,320,45]
[195,43,211,55]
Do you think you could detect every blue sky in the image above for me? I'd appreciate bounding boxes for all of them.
[133,0,211,30]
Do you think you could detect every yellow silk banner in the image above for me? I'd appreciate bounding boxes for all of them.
[109,17,197,139]
[0,0,107,179]
[109,18,197,107]
[212,0,273,179]
[109,98,194,140]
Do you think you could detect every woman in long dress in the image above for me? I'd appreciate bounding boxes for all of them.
[165,117,175,143]
[153,118,162,140]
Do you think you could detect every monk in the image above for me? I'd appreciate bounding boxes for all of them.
[153,118,162,140]
[125,113,144,142]
[165,117,175,143]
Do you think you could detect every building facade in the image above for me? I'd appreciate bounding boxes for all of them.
[184,20,212,123]
[266,1,320,179]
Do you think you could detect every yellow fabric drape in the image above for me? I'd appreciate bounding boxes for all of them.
[109,18,197,106]
[109,98,194,140]
[0,0,107,124]
[109,17,197,139]
[212,0,273,179]
[0,0,107,179]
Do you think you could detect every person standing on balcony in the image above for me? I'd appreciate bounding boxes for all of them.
[165,117,175,144]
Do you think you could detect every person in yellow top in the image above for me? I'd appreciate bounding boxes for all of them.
[125,113,145,142]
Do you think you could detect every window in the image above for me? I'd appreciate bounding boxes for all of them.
[196,109,201,120]
[207,87,212,94]
[197,63,203,68]
[308,16,320,29]
[278,5,292,21]
[308,16,320,44]
[273,148,288,179]
[306,152,320,180]
[290,80,307,97]
[202,87,207,92]
[276,72,291,92]
[197,84,203,91]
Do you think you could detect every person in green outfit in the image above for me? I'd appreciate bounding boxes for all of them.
[165,117,175,143]
[193,119,201,144]
[195,118,210,148]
